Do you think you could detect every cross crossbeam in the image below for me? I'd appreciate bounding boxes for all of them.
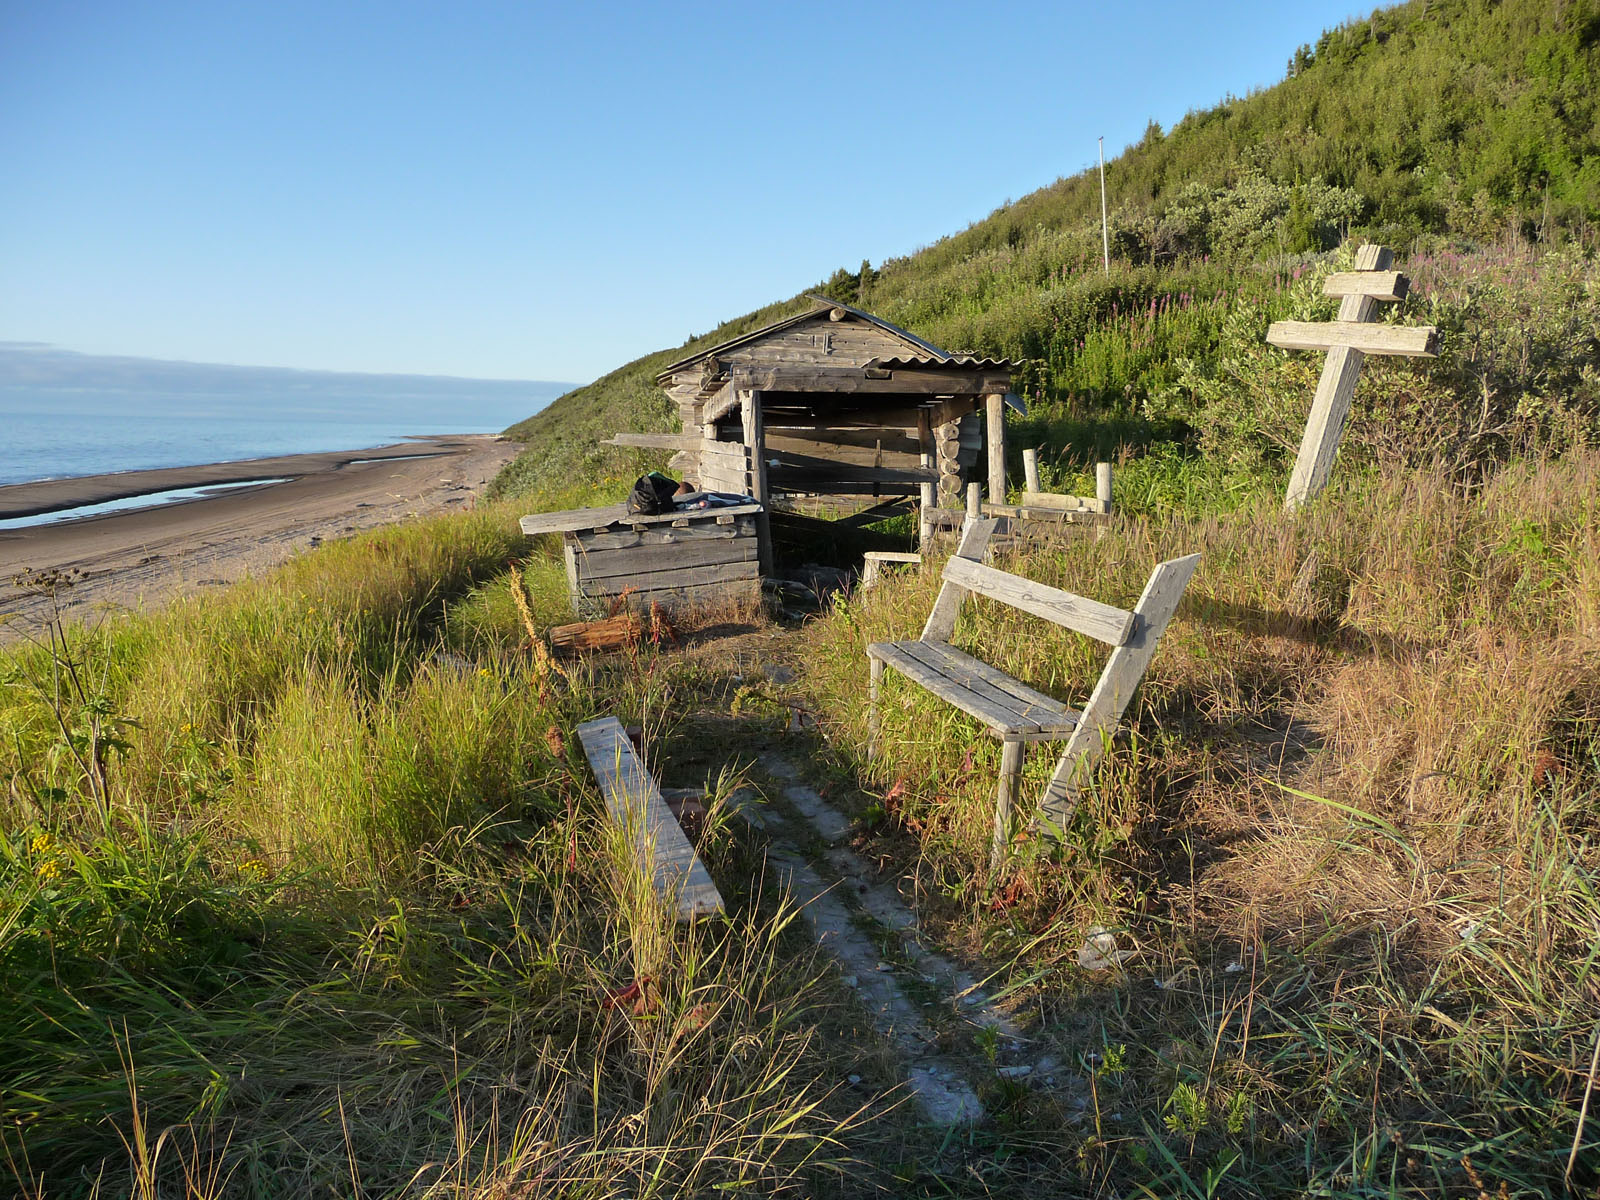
[1270,244,1440,511]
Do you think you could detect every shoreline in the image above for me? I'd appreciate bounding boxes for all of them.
[0,437,479,521]
[0,433,520,640]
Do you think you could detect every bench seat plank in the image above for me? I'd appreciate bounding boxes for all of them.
[868,640,1078,738]
[576,717,724,921]
[913,641,1080,733]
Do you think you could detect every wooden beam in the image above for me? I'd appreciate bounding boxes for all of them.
[917,409,935,548]
[1038,552,1201,827]
[1267,319,1438,357]
[1019,491,1105,514]
[764,448,936,484]
[986,392,1006,504]
[1022,448,1041,494]
[1283,244,1401,512]
[740,389,772,574]
[576,717,724,921]
[942,556,1136,646]
[922,518,998,642]
[1096,463,1113,511]
[603,432,701,451]
[1322,270,1409,301]
[520,503,764,536]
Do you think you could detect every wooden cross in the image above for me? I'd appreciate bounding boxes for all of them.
[1268,244,1440,511]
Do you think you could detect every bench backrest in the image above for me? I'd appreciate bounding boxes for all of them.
[923,518,1142,645]
[922,517,1199,658]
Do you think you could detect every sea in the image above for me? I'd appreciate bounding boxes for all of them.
[0,342,575,488]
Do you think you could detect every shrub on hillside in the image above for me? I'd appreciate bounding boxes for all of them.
[1149,240,1600,476]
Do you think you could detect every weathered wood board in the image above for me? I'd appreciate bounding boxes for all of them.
[522,503,765,615]
[576,716,724,921]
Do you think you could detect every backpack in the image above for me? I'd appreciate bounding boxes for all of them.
[626,472,680,516]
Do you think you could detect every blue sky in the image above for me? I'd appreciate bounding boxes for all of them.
[1,1,1364,383]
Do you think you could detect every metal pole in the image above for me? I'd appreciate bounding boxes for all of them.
[1099,136,1110,276]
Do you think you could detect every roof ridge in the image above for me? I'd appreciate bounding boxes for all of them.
[655,296,950,381]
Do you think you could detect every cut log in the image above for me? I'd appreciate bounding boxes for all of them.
[549,613,643,654]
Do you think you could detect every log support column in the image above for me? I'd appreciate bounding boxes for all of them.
[740,389,773,575]
[916,409,936,548]
[985,392,1007,504]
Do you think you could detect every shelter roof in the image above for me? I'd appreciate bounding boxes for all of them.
[868,354,1018,371]
[656,295,948,381]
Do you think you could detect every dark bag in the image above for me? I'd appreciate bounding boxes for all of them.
[626,472,679,516]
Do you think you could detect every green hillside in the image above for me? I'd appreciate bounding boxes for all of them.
[494,0,1600,505]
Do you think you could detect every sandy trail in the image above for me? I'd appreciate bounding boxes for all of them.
[0,434,520,640]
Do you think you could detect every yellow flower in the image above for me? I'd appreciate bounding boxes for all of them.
[29,832,54,857]
[35,858,61,882]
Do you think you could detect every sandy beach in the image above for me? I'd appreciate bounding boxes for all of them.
[0,434,520,639]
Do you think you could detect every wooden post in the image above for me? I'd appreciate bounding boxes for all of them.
[917,409,936,548]
[990,740,1025,880]
[866,655,883,761]
[1022,448,1041,495]
[1276,245,1437,511]
[1095,462,1113,512]
[740,390,773,575]
[985,393,1007,503]
[965,481,982,525]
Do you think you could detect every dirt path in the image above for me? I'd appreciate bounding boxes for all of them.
[664,627,1083,1128]
[0,435,517,639]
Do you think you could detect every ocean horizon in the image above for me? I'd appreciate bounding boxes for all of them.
[0,342,574,488]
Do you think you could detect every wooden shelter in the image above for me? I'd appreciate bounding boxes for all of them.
[605,297,1023,545]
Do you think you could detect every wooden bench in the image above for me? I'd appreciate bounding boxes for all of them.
[866,518,1199,875]
[576,716,724,921]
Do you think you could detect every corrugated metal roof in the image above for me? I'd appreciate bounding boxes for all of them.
[656,295,951,382]
[867,354,1018,371]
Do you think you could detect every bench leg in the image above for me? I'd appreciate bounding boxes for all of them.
[866,656,884,761]
[989,739,1025,879]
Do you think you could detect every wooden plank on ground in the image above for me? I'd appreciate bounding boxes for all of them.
[576,717,724,921]
[942,556,1136,646]
[1266,320,1438,357]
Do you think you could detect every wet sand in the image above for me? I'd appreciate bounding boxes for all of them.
[0,434,520,639]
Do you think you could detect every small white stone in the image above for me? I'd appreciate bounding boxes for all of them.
[840,974,858,988]
[997,1065,1033,1079]
[847,1074,862,1085]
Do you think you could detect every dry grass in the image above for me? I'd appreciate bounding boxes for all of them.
[800,450,1600,1194]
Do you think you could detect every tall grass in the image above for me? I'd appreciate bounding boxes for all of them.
[0,502,867,1197]
[799,451,1600,1194]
